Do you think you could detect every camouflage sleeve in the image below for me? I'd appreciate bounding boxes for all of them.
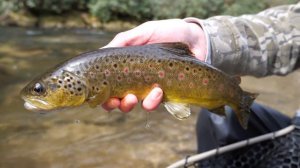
[186,3,300,77]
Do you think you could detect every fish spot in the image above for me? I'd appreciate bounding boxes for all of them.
[117,76,122,81]
[178,73,185,81]
[70,91,74,95]
[148,64,153,68]
[67,79,71,82]
[134,70,141,77]
[57,85,61,88]
[189,82,194,88]
[168,62,173,68]
[77,81,81,84]
[185,67,190,72]
[193,69,197,74]
[95,65,100,70]
[202,78,209,85]
[64,85,67,89]
[123,67,129,75]
[70,76,73,80]
[89,72,96,79]
[68,84,72,88]
[103,81,108,85]
[144,75,151,82]
[77,87,82,91]
[113,63,118,68]
[104,69,111,77]
[158,70,165,79]
[123,59,127,63]
[76,71,81,75]
[130,58,134,62]
[92,86,95,90]
[58,80,63,84]
[157,60,162,63]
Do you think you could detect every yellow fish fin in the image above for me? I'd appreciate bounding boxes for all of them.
[164,102,191,120]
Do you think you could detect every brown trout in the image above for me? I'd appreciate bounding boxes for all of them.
[20,43,257,129]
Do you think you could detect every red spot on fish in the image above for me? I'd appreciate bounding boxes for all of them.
[178,73,185,81]
[123,67,129,75]
[158,70,165,79]
[134,70,141,77]
[202,78,209,85]
[104,69,111,76]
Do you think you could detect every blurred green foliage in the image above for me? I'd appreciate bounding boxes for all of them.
[0,0,299,22]
[88,0,225,22]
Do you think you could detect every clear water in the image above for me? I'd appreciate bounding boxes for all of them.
[0,27,299,168]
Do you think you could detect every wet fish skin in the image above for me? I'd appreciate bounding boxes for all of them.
[20,42,257,129]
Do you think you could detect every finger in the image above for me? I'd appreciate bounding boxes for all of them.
[102,98,121,111]
[103,22,153,48]
[142,87,163,111]
[119,94,138,113]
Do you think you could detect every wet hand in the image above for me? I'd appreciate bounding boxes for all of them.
[102,19,206,112]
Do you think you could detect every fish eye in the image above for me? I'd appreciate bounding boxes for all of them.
[33,83,45,94]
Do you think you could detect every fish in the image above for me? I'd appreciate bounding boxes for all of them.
[20,42,258,129]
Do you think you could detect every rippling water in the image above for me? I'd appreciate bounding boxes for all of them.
[0,27,299,168]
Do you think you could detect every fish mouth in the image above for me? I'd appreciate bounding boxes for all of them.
[22,96,52,112]
[24,101,41,111]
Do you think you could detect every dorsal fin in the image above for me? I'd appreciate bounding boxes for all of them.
[155,42,195,57]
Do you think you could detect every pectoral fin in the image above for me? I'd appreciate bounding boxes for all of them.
[164,102,191,120]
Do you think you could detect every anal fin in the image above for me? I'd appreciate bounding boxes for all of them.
[164,102,191,120]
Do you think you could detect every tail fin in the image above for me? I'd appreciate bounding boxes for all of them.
[235,91,258,129]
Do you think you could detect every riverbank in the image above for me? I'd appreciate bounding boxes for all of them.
[0,10,138,31]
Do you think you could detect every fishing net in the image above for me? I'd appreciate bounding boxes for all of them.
[181,114,300,168]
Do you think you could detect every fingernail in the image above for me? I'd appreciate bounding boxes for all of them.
[150,88,162,100]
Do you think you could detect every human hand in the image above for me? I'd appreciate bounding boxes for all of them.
[102,19,207,112]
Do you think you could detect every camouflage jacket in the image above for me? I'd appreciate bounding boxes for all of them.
[186,3,300,77]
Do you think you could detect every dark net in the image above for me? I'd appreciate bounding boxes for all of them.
[193,125,300,168]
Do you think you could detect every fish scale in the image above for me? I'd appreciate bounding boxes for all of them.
[20,42,258,129]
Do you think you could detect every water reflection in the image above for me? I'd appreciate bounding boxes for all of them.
[0,27,299,168]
